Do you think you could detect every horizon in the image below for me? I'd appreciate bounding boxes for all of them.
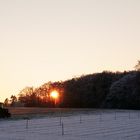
[0,0,140,102]
[0,69,136,102]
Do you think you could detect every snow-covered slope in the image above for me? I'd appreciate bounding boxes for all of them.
[104,72,140,108]
[0,110,140,140]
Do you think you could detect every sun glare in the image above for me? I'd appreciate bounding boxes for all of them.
[50,91,59,99]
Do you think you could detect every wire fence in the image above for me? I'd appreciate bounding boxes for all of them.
[0,110,140,140]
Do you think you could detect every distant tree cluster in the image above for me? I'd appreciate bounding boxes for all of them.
[61,71,126,108]
[4,61,140,109]
[104,71,140,109]
[4,82,64,107]
[135,60,140,71]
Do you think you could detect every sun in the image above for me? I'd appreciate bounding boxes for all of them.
[50,90,59,99]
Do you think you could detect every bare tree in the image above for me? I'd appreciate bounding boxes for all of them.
[135,60,140,71]
[10,95,17,106]
[4,98,9,107]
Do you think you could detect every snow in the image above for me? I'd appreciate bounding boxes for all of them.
[0,110,140,140]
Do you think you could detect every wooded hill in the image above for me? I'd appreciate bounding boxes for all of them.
[4,71,140,109]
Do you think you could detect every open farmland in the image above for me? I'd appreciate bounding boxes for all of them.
[7,107,97,118]
[0,108,140,140]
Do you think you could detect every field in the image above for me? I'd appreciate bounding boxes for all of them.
[0,108,140,140]
[7,107,91,118]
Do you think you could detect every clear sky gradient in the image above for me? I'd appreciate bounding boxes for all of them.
[0,0,140,102]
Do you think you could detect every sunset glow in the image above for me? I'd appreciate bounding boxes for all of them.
[0,0,140,102]
[50,91,59,99]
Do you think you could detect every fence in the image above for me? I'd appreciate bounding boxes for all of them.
[0,110,140,140]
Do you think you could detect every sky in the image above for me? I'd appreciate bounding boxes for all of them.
[0,0,140,102]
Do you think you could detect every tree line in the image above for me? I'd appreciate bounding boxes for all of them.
[4,61,140,109]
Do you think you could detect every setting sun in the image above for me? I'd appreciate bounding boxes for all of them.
[50,91,59,99]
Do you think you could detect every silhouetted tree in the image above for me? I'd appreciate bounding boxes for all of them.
[135,60,140,71]
[18,87,35,107]
[4,98,9,107]
[10,95,17,106]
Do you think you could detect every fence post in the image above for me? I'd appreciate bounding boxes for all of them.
[60,116,62,126]
[99,112,102,122]
[80,115,82,123]
[62,122,64,135]
[129,112,130,119]
[26,118,29,129]
[115,111,117,120]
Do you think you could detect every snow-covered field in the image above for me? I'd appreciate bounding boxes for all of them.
[0,110,140,140]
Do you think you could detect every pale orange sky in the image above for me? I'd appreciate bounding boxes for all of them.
[0,0,140,102]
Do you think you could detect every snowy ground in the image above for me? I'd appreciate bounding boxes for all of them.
[0,110,140,140]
